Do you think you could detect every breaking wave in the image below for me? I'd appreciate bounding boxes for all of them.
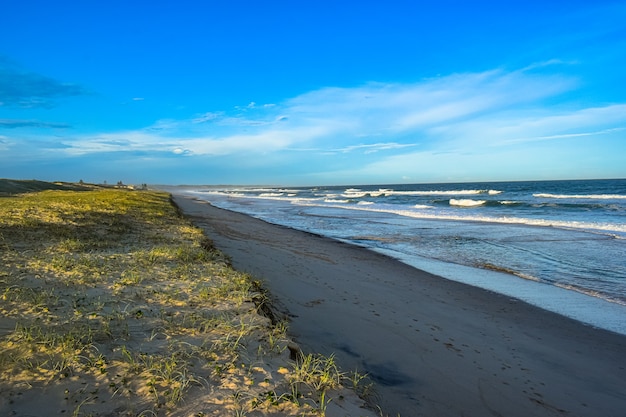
[449,199,487,207]
[534,193,626,199]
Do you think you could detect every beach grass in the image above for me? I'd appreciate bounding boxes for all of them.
[0,185,375,416]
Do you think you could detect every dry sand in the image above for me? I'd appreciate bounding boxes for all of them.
[174,195,626,417]
[0,189,377,417]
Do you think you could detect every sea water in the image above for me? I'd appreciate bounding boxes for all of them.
[179,179,626,334]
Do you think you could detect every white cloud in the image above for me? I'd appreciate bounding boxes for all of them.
[191,112,222,123]
[430,104,626,149]
[335,142,417,154]
[513,127,625,143]
[20,64,624,183]
[175,124,337,156]
[60,132,174,155]
[172,147,189,155]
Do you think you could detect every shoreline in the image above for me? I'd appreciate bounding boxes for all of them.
[182,188,626,336]
[183,190,626,336]
[371,245,626,336]
[174,194,626,417]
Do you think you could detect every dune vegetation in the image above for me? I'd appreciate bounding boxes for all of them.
[0,184,375,416]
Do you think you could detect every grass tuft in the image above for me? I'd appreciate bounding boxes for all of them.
[0,186,378,416]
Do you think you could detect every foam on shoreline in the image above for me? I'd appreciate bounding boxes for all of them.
[372,246,626,335]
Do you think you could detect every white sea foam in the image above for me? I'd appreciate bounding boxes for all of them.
[488,190,503,195]
[342,191,368,198]
[382,189,486,196]
[534,193,626,199]
[209,188,621,236]
[378,248,626,335]
[196,190,247,198]
[292,199,626,235]
[357,201,375,205]
[369,189,393,197]
[290,197,324,205]
[259,193,284,197]
[449,199,487,207]
[247,188,283,193]
[555,283,626,306]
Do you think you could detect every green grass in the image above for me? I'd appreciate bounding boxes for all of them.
[0,185,379,416]
[0,178,97,195]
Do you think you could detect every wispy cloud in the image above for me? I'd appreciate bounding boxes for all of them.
[432,103,626,149]
[164,70,576,154]
[511,127,626,143]
[61,66,585,155]
[5,64,625,183]
[329,142,418,154]
[0,57,88,108]
[192,112,223,124]
[0,119,71,129]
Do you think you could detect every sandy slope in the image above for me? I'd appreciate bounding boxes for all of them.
[0,189,376,417]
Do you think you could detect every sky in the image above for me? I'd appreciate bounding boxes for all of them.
[1,1,625,186]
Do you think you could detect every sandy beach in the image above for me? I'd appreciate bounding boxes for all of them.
[0,186,377,417]
[174,194,626,417]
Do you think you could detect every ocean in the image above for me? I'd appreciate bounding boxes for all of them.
[177,179,626,335]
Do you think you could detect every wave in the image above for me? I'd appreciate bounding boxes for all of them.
[369,189,392,197]
[292,199,626,235]
[188,186,626,236]
[195,190,247,198]
[449,199,487,207]
[342,191,369,198]
[246,187,285,193]
[555,283,626,306]
[477,262,541,282]
[534,193,626,200]
[329,188,496,198]
[380,189,491,196]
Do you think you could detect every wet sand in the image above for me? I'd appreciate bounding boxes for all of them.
[174,194,626,417]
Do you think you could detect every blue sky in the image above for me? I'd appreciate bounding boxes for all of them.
[1,1,625,185]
